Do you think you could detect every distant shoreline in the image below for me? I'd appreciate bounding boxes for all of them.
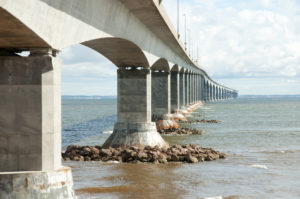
[62,95,117,100]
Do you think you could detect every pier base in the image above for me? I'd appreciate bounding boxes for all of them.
[0,167,76,199]
[103,122,168,148]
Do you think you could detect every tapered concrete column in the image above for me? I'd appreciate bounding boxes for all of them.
[184,72,189,105]
[103,68,167,148]
[200,76,204,101]
[213,86,216,101]
[189,73,192,104]
[197,74,201,101]
[210,85,212,101]
[194,74,197,102]
[200,75,203,101]
[171,71,180,112]
[179,71,185,107]
[0,50,61,172]
[190,73,194,103]
[203,81,207,101]
[151,71,171,119]
[196,74,199,101]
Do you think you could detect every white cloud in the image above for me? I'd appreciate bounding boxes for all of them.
[58,1,300,95]
[59,44,117,95]
[163,0,300,94]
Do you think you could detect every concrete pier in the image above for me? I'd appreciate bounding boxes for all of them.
[179,70,185,107]
[0,167,75,199]
[0,51,61,172]
[151,70,171,120]
[103,68,168,148]
[0,50,75,198]
[171,70,180,112]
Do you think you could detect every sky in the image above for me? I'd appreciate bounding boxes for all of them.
[60,0,300,96]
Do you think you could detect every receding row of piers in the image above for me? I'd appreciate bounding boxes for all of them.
[0,49,238,172]
[0,48,237,198]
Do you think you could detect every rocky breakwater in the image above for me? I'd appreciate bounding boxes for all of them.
[158,127,204,136]
[62,144,225,164]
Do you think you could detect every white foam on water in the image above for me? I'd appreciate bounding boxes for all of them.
[102,160,120,164]
[202,196,222,199]
[103,130,113,134]
[249,164,268,169]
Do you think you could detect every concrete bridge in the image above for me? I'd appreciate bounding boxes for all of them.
[0,0,237,198]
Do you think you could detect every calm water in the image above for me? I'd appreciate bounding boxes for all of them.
[62,96,300,199]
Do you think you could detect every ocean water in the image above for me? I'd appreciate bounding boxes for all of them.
[62,96,300,199]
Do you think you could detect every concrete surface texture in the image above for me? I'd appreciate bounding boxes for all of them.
[0,53,61,172]
[152,71,171,119]
[0,166,75,199]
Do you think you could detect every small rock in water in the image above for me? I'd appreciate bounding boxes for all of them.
[62,144,225,164]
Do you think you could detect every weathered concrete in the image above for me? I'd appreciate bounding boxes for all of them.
[184,72,189,105]
[179,70,185,107]
[171,71,180,112]
[0,52,61,172]
[103,68,168,148]
[0,166,75,199]
[151,71,171,119]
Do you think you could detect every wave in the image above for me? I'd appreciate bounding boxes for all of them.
[62,114,117,147]
[256,149,300,154]
[103,130,113,134]
[202,196,222,199]
[202,196,240,199]
[201,107,211,110]
[249,164,268,169]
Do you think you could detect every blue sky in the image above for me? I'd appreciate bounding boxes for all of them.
[60,0,300,95]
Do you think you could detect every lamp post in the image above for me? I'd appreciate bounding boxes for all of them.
[177,0,180,38]
[197,46,199,63]
[183,14,187,50]
[187,28,190,56]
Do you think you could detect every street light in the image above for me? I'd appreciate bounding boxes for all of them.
[187,28,190,56]
[177,0,180,38]
[183,14,187,50]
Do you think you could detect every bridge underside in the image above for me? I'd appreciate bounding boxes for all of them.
[0,1,237,198]
[0,7,49,49]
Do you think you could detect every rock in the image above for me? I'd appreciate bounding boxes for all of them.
[186,154,199,163]
[100,148,112,157]
[84,156,92,161]
[91,147,100,155]
[83,147,91,153]
[171,154,179,161]
[62,144,225,164]
[137,152,148,161]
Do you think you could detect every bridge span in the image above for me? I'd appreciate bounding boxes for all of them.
[0,0,237,198]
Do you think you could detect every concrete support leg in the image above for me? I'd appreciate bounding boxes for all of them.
[195,74,198,102]
[0,52,61,172]
[179,72,185,107]
[185,73,189,105]
[0,50,75,198]
[103,68,167,148]
[190,73,194,103]
[194,74,197,102]
[189,74,192,104]
[171,71,180,112]
[151,71,170,120]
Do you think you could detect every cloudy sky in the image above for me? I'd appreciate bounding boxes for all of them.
[60,0,300,96]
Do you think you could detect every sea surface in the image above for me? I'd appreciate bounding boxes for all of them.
[62,96,300,199]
